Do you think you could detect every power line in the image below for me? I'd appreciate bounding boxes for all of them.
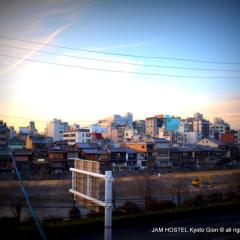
[0,35,240,65]
[1,43,240,72]
[0,114,96,123]
[1,52,240,78]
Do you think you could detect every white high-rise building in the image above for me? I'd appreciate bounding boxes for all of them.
[194,113,203,120]
[63,129,91,145]
[99,112,133,129]
[45,119,69,142]
[90,123,108,133]
[125,112,133,128]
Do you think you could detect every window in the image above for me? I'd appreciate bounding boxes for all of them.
[114,153,122,160]
[142,161,147,166]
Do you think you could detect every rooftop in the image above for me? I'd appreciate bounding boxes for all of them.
[155,138,169,143]
[74,143,100,149]
[82,149,108,154]
[110,147,137,154]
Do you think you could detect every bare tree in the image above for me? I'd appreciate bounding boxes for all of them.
[0,181,25,222]
[166,176,189,206]
[112,177,120,210]
[137,174,159,209]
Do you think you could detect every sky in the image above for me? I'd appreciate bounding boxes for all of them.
[0,0,240,132]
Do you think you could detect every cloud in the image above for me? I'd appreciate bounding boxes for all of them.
[93,41,154,51]
[202,96,240,129]
[0,0,95,76]
[205,96,240,115]
[0,21,75,76]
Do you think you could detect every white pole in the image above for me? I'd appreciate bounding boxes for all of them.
[72,168,74,190]
[104,171,112,240]
[87,175,92,197]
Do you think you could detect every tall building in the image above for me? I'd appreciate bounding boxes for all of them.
[133,120,146,134]
[178,120,190,133]
[177,113,209,144]
[99,112,133,129]
[210,117,230,140]
[28,121,38,136]
[69,123,80,131]
[8,126,17,139]
[90,123,108,133]
[45,119,69,142]
[184,113,210,138]
[125,112,133,128]
[163,115,181,132]
[193,119,210,138]
[145,115,180,137]
[145,116,163,137]
[18,121,38,138]
[0,121,10,150]
[63,128,91,145]
[194,113,203,120]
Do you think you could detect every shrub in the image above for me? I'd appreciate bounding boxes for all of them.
[183,195,204,207]
[119,201,142,215]
[0,217,18,226]
[68,207,81,219]
[86,208,104,218]
[146,199,176,211]
[224,192,238,201]
[206,193,223,204]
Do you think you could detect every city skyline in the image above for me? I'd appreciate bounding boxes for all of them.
[0,111,236,133]
[0,0,240,131]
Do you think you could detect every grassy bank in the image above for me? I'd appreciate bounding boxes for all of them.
[0,200,240,239]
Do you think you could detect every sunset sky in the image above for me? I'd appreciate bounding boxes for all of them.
[0,0,240,131]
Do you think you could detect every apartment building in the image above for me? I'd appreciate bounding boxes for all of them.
[45,119,69,141]
[63,128,91,145]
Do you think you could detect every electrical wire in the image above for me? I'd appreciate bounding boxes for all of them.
[1,52,240,78]
[0,114,96,123]
[1,43,240,72]
[0,35,240,64]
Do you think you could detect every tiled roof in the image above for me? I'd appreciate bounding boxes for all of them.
[205,138,225,146]
[198,145,218,152]
[13,149,32,155]
[154,138,169,143]
[184,144,203,151]
[170,146,193,152]
[110,147,137,154]
[48,148,67,153]
[75,143,99,149]
[82,149,108,154]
